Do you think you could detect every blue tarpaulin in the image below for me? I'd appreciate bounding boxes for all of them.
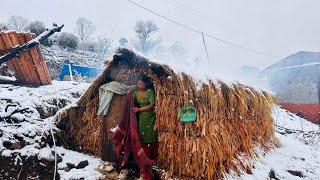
[59,64,103,81]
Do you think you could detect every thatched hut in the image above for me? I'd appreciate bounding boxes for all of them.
[56,48,277,179]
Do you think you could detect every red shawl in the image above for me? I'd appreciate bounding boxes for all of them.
[110,91,154,171]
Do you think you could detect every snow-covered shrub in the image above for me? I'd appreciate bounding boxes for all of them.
[26,21,53,46]
[57,32,79,49]
[119,37,128,47]
[0,23,8,31]
[78,40,97,52]
[26,21,46,36]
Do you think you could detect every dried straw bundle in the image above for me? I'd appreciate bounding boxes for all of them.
[56,48,277,179]
[154,72,277,179]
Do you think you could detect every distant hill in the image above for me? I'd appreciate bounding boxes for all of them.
[264,51,320,104]
[266,51,320,70]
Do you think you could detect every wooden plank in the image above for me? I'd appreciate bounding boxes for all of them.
[1,32,26,83]
[18,32,43,86]
[25,33,50,85]
[35,46,52,84]
[8,32,32,84]
[32,34,52,85]
[0,33,16,75]
[15,32,41,85]
[0,35,6,55]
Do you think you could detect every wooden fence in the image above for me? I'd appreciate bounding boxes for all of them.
[0,31,52,86]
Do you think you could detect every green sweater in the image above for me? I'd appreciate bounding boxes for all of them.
[134,89,158,143]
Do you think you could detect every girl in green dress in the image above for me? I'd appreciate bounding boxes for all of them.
[131,75,158,179]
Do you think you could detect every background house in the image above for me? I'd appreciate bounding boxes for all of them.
[264,51,320,123]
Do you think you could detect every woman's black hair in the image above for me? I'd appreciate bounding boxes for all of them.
[137,74,154,90]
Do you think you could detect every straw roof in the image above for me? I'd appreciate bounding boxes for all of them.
[56,48,278,179]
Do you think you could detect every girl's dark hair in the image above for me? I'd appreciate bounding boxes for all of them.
[137,74,154,90]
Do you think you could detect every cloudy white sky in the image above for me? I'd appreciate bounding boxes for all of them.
[1,0,319,77]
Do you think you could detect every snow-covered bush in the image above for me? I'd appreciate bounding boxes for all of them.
[57,32,79,49]
[26,21,53,46]
[119,37,128,47]
[78,40,97,52]
[0,23,8,31]
[26,20,46,36]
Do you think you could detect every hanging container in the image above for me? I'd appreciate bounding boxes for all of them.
[179,106,197,122]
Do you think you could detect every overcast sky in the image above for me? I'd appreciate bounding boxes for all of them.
[1,0,320,78]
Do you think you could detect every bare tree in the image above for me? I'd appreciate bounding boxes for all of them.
[96,37,113,61]
[74,17,96,41]
[132,20,160,54]
[7,15,29,31]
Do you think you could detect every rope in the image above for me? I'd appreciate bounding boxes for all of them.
[201,32,210,66]
[127,0,280,59]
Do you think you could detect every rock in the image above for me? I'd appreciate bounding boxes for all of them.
[64,166,71,172]
[76,160,89,169]
[3,141,21,150]
[66,163,76,169]
[50,151,63,163]
[33,143,41,149]
[64,162,76,172]
[101,170,119,180]
[98,175,107,180]
[269,169,280,180]
[287,170,304,177]
[10,142,21,150]
[98,162,114,173]
[57,154,63,163]
[118,169,128,180]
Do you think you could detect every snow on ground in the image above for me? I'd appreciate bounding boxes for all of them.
[0,81,105,179]
[38,146,104,180]
[229,107,320,180]
[0,81,89,118]
[273,107,319,132]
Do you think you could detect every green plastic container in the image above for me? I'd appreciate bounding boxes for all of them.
[179,106,197,122]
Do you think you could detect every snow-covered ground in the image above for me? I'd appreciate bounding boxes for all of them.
[1,80,320,179]
[230,107,320,180]
[0,81,105,179]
